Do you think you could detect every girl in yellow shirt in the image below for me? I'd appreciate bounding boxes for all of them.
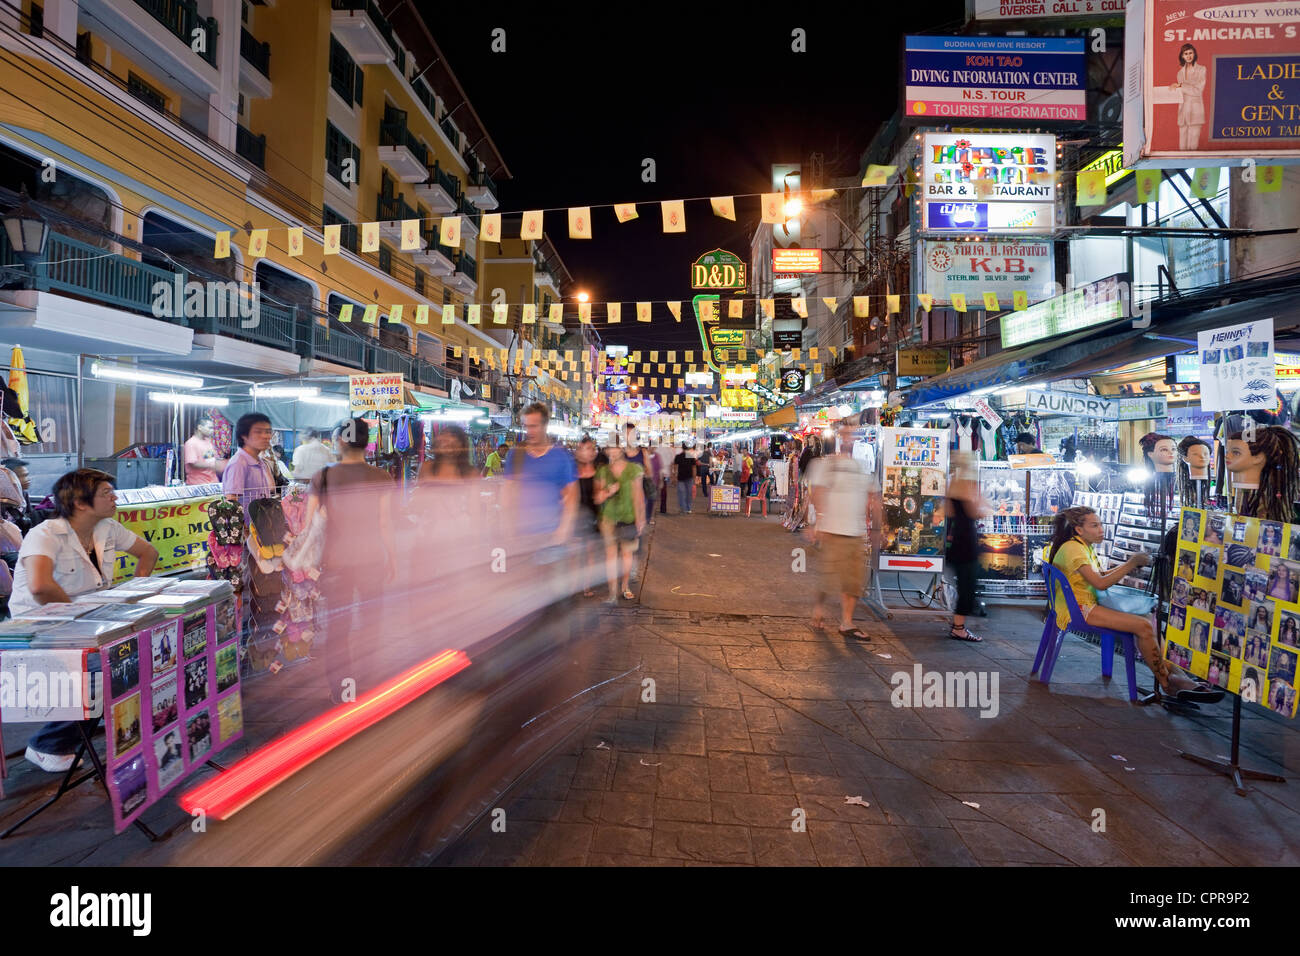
[1049,506,1216,702]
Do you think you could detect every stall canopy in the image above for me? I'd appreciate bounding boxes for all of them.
[763,405,797,427]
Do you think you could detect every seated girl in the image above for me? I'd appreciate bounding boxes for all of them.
[1049,506,1221,704]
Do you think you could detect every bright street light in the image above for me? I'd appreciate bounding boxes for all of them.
[783,198,803,218]
[577,291,590,303]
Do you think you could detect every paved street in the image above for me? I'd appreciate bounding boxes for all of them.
[438,505,1300,866]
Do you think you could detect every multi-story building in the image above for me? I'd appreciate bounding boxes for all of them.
[0,0,523,472]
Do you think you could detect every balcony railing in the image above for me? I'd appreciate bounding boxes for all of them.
[235,124,266,169]
[316,326,367,368]
[379,121,429,167]
[377,193,417,224]
[428,161,460,200]
[456,251,477,280]
[132,0,218,66]
[438,114,460,150]
[458,195,480,225]
[330,0,398,59]
[470,168,497,199]
[239,27,270,78]
[1,229,176,315]
[415,359,447,391]
[367,342,413,378]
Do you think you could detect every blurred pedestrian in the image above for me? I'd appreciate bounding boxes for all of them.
[575,436,603,597]
[482,441,509,478]
[673,441,696,514]
[807,424,879,640]
[945,450,991,642]
[595,439,646,602]
[504,402,579,549]
[292,428,334,481]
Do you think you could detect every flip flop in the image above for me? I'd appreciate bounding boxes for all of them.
[948,627,983,643]
[622,589,635,601]
[839,627,871,641]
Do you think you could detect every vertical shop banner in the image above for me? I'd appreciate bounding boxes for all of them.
[102,599,243,831]
[921,133,1057,233]
[1197,318,1274,411]
[921,239,1055,306]
[1126,0,1300,163]
[904,36,1086,121]
[1164,508,1300,716]
[348,373,405,413]
[114,497,220,581]
[878,427,949,570]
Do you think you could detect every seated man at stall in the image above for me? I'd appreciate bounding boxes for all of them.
[1049,505,1221,705]
[11,468,159,771]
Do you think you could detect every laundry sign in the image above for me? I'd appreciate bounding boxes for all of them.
[1025,388,1167,422]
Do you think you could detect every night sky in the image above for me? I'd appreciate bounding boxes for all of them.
[426,3,966,356]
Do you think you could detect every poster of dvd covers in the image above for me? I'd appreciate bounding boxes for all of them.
[879,427,949,569]
[1164,508,1300,718]
[101,598,243,831]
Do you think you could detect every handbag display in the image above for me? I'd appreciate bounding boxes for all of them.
[1095,584,1158,615]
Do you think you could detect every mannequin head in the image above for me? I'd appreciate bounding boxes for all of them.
[194,418,213,440]
[1139,432,1177,473]
[1179,436,1212,480]
[1226,425,1300,522]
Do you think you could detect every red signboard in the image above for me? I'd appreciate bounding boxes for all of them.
[771,248,823,273]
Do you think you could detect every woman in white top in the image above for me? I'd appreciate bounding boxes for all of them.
[1172,43,1206,151]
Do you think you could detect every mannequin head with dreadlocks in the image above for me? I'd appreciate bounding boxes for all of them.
[1139,432,1177,516]
[1225,425,1300,523]
[1177,436,1213,509]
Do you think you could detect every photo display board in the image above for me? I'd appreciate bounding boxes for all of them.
[1165,508,1300,717]
[101,597,243,831]
[879,427,949,570]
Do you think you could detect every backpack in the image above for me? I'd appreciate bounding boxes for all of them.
[393,414,412,453]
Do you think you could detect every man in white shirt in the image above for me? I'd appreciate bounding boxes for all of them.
[291,428,335,482]
[807,424,881,641]
[12,468,159,771]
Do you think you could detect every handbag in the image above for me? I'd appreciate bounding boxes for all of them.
[1095,584,1158,615]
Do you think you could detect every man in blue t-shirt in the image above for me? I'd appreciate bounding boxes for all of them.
[505,402,579,542]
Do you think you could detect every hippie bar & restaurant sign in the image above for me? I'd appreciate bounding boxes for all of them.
[921,132,1058,233]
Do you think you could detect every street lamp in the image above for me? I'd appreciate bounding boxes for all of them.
[576,290,589,303]
[2,187,49,284]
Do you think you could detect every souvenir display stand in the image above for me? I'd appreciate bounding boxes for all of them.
[974,460,1079,606]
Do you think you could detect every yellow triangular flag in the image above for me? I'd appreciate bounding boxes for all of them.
[861,164,896,187]
[337,304,353,323]
[952,293,967,313]
[1190,167,1221,199]
[685,351,693,362]
[917,294,934,312]
[673,364,681,374]
[248,229,268,258]
[362,304,378,324]
[440,216,461,248]
[388,304,403,324]
[710,196,736,220]
[728,299,743,318]
[813,363,823,374]
[668,301,682,322]
[760,192,784,223]
[853,296,870,318]
[661,200,686,233]
[1076,169,1106,206]
[792,349,801,360]
[1135,169,1160,204]
[469,347,479,360]
[522,304,536,324]
[657,364,665,373]
[607,302,622,324]
[636,302,652,323]
[361,223,379,253]
[402,219,421,250]
[982,292,1000,310]
[214,231,231,258]
[822,297,838,312]
[1012,290,1028,311]
[481,213,502,243]
[467,304,481,325]
[760,299,774,319]
[650,351,659,363]
[1258,166,1284,193]
[568,206,592,239]
[579,302,592,324]
[885,294,899,314]
[453,346,461,357]
[810,189,837,204]
[792,298,807,317]
[286,227,303,258]
[549,303,563,324]
[492,304,508,325]
[415,304,429,325]
[521,211,543,240]
[614,203,638,223]
[442,304,456,324]
[323,224,341,255]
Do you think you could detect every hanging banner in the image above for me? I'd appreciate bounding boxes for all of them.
[921,239,1055,306]
[921,133,1057,233]
[879,427,949,570]
[1197,318,1275,412]
[1164,508,1300,715]
[905,36,1086,121]
[349,373,404,412]
[1025,388,1168,421]
[1124,0,1300,165]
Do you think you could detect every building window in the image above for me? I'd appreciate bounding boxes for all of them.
[325,122,359,186]
[29,3,43,37]
[127,72,168,113]
[237,93,245,117]
[446,345,463,374]
[329,35,363,107]
[414,269,425,296]
[443,288,451,306]
[322,205,358,254]
[378,244,392,275]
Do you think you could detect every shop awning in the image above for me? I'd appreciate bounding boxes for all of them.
[763,405,798,427]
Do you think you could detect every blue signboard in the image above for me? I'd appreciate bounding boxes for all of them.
[1212,54,1300,145]
[926,202,989,231]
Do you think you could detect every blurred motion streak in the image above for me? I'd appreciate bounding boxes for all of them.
[179,649,471,820]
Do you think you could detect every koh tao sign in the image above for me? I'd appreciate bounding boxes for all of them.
[691,249,747,290]
[905,36,1087,121]
[921,133,1057,233]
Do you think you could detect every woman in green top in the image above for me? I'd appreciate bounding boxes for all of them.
[595,441,646,602]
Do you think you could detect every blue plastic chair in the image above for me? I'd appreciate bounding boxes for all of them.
[1033,564,1139,702]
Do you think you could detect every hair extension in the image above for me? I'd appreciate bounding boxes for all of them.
[1227,425,1300,523]
[1176,436,1213,509]
[1048,506,1098,565]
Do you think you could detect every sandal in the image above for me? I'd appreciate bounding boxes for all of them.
[582,589,597,598]
[810,618,826,632]
[839,627,871,641]
[622,589,635,601]
[949,627,983,643]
